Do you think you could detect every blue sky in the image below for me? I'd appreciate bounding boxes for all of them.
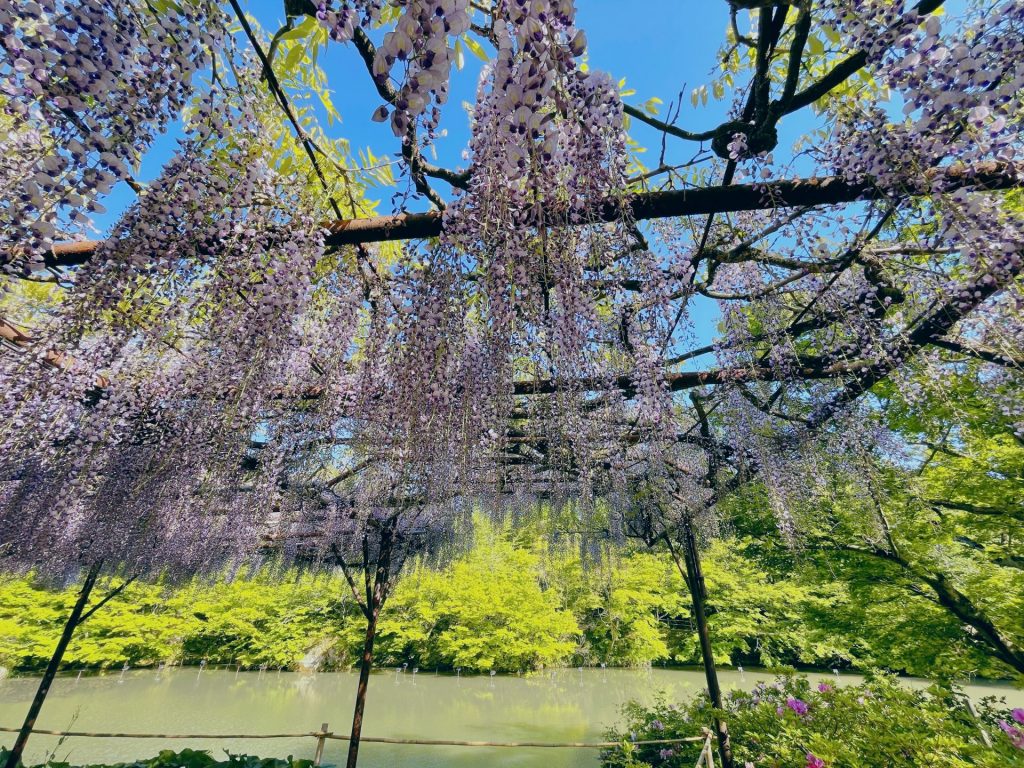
[97,2,753,227]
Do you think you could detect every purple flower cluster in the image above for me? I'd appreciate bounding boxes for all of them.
[999,709,1024,749]
[0,0,223,269]
[827,1,1024,190]
[785,697,810,717]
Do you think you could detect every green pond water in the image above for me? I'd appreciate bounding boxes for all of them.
[1,667,1021,768]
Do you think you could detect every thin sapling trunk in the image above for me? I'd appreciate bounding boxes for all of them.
[3,563,101,768]
[343,520,396,768]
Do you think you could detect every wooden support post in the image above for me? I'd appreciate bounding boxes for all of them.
[313,722,329,766]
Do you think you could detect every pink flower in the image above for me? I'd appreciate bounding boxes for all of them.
[786,697,810,716]
[1000,720,1024,749]
[1012,708,1024,725]
[817,682,833,693]
[805,754,826,768]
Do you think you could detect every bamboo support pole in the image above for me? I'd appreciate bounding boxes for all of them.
[692,729,716,768]
[965,699,993,748]
[312,723,329,766]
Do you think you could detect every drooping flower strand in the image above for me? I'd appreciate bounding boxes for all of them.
[0,0,225,271]
[314,0,652,499]
[825,0,1024,190]
[0,63,370,578]
[441,15,628,358]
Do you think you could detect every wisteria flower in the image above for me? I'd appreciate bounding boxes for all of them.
[1000,720,1024,749]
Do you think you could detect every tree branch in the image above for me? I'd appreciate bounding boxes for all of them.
[931,338,1024,368]
[779,0,946,115]
[34,162,1019,269]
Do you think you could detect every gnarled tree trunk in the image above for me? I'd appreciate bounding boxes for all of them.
[668,521,734,768]
[344,522,396,768]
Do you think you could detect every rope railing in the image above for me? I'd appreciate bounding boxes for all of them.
[0,724,712,748]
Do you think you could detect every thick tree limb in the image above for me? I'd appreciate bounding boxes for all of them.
[931,338,1024,368]
[774,0,946,116]
[833,541,1024,673]
[929,499,1024,523]
[37,163,1019,269]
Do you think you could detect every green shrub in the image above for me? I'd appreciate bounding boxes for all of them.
[0,749,311,768]
[372,536,579,671]
[602,674,1024,768]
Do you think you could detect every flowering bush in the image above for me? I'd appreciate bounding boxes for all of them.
[602,674,1024,768]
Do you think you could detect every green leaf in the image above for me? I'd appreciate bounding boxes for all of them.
[280,15,318,42]
[462,35,489,62]
[282,43,305,74]
[641,96,663,116]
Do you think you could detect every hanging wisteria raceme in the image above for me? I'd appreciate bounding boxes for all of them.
[0,0,224,272]
[0,0,1021,582]
[824,0,1024,190]
[0,56,377,578]
[316,0,667,504]
[316,0,386,43]
[434,0,659,494]
[316,0,468,137]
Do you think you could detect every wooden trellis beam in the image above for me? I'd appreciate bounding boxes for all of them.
[36,162,1019,270]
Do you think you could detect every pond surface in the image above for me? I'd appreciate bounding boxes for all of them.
[1,667,1021,768]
